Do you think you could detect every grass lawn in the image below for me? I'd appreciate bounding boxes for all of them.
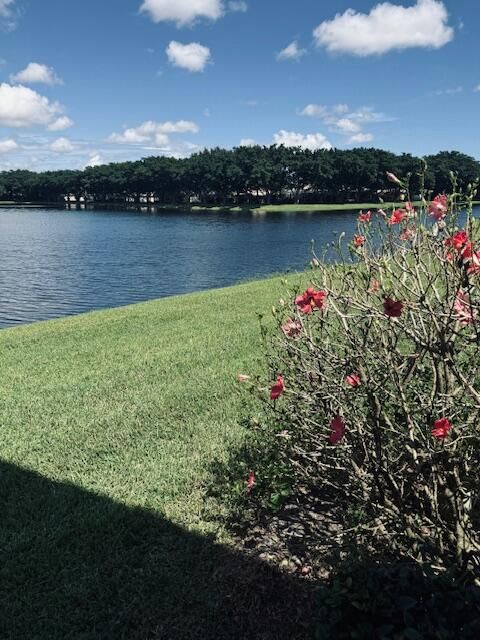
[0,274,313,639]
[190,201,406,214]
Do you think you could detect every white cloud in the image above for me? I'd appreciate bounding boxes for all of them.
[141,0,223,27]
[240,138,257,146]
[229,1,247,12]
[474,85,480,93]
[434,86,463,96]
[50,137,75,153]
[108,120,199,147]
[0,83,64,128]
[0,0,17,29]
[335,118,361,134]
[166,41,211,72]
[273,130,332,151]
[84,153,104,168]
[299,103,392,144]
[108,121,190,149]
[277,41,307,62]
[47,116,74,131]
[314,0,454,56]
[0,138,18,153]
[11,63,63,86]
[349,132,374,144]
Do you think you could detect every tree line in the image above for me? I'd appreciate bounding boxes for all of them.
[0,147,478,206]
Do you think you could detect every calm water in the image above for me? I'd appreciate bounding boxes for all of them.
[0,206,476,328]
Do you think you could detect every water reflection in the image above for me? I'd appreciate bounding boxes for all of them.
[0,206,477,328]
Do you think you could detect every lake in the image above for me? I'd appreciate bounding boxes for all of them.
[0,206,476,328]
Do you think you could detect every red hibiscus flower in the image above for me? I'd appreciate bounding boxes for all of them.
[345,373,361,387]
[270,375,284,400]
[353,234,365,247]
[329,415,346,444]
[295,288,328,314]
[383,298,404,317]
[281,318,302,338]
[445,230,469,252]
[388,209,407,225]
[246,470,255,493]
[428,195,448,220]
[358,211,372,223]
[432,418,452,440]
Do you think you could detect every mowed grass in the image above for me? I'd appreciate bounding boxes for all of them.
[0,274,312,639]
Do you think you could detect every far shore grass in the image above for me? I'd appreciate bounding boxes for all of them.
[2,200,479,214]
[0,273,311,639]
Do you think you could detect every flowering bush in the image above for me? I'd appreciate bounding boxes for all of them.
[262,170,480,577]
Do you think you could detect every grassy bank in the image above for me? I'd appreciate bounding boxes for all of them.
[0,274,312,639]
[2,200,416,213]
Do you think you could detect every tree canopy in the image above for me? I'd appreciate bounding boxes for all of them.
[0,146,478,206]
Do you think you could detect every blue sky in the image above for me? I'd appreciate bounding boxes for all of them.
[0,0,478,170]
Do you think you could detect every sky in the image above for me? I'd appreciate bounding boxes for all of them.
[0,0,478,171]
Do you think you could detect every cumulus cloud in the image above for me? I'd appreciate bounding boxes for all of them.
[141,0,223,27]
[0,138,18,153]
[0,83,65,128]
[166,41,211,72]
[11,62,63,86]
[273,130,332,151]
[348,132,374,144]
[240,138,257,146]
[276,41,307,62]
[299,103,392,144]
[50,137,75,153]
[84,153,104,168]
[47,115,74,131]
[314,0,454,56]
[108,120,199,144]
[108,120,199,148]
[229,1,247,12]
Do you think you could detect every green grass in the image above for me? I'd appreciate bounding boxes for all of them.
[190,202,403,214]
[0,274,313,639]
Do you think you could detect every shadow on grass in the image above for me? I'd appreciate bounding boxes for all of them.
[0,460,316,640]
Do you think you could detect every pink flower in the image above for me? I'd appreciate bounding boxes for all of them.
[383,298,404,318]
[453,291,476,325]
[358,211,372,223]
[432,418,452,440]
[388,209,407,225]
[445,230,469,252]
[428,195,448,221]
[329,415,345,444]
[270,375,285,400]
[238,374,250,382]
[345,373,361,387]
[399,226,416,241]
[353,234,365,247]
[246,470,256,493]
[386,171,402,185]
[295,288,328,314]
[368,279,380,294]
[281,318,302,338]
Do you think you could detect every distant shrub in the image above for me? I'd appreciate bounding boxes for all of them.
[257,168,480,577]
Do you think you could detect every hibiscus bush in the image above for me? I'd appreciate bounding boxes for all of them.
[259,169,480,577]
